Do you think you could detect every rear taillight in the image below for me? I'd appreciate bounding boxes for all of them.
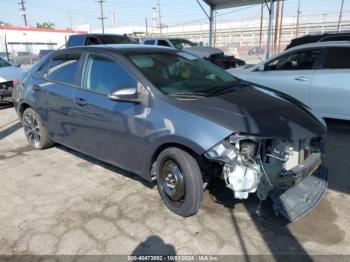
[12,80,17,89]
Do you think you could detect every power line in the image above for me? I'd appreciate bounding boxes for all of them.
[97,0,106,33]
[18,0,28,26]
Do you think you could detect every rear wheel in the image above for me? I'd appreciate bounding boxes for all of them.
[22,108,53,149]
[156,147,203,217]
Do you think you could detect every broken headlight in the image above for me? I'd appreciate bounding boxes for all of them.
[204,141,237,163]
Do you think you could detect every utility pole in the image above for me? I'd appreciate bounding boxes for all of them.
[266,0,275,58]
[145,18,148,37]
[67,11,73,30]
[152,7,157,34]
[278,0,284,51]
[157,0,162,35]
[18,0,28,26]
[214,11,217,47]
[259,2,264,47]
[110,11,116,28]
[337,0,345,32]
[296,0,301,37]
[274,0,280,53]
[97,0,106,34]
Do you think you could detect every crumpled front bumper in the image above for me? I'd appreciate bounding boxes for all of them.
[270,165,328,222]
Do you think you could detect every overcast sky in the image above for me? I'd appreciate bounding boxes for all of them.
[0,0,349,30]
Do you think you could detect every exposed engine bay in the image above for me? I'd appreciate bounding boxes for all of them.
[204,134,324,209]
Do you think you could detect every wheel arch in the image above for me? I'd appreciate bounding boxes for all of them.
[145,139,207,181]
[18,102,32,119]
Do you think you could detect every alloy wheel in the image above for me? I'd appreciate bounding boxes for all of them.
[23,112,41,146]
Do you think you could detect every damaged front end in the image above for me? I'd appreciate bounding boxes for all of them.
[204,134,327,222]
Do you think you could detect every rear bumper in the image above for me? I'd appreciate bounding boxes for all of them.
[270,165,328,222]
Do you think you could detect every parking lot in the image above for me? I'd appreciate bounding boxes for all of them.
[0,104,349,257]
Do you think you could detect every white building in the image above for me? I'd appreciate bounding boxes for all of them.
[0,26,86,55]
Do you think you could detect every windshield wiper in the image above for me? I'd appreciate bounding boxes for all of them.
[169,92,208,98]
[207,82,244,96]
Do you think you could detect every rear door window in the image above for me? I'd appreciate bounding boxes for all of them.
[157,40,171,47]
[82,54,137,95]
[265,49,321,71]
[86,37,99,45]
[67,36,85,47]
[323,47,350,69]
[144,40,155,45]
[46,53,81,85]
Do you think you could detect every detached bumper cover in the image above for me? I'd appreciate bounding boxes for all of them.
[270,165,328,222]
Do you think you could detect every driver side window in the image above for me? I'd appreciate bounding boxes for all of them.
[82,54,137,95]
[265,49,321,71]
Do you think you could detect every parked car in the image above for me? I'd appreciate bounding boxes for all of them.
[67,33,138,47]
[229,42,350,121]
[286,31,350,50]
[143,37,246,69]
[13,45,327,221]
[13,51,39,66]
[0,57,24,103]
[248,46,265,56]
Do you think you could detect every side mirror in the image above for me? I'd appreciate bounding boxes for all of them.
[108,86,139,103]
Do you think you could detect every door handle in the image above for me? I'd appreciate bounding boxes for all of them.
[32,84,41,91]
[295,76,310,82]
[74,97,88,106]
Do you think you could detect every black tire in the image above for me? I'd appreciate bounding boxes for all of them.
[156,147,203,217]
[22,108,54,149]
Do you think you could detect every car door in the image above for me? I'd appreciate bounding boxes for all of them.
[310,47,350,119]
[247,48,323,105]
[71,52,151,172]
[33,51,82,146]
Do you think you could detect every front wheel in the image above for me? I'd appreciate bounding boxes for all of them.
[22,108,53,149]
[156,147,203,217]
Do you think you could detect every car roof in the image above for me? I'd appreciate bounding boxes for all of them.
[287,41,350,51]
[60,44,178,55]
[71,33,128,37]
[143,37,186,40]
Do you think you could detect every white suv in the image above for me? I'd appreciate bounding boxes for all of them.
[229,42,350,121]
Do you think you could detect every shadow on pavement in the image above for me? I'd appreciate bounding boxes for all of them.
[131,235,176,258]
[208,177,313,261]
[324,119,350,196]
[56,144,156,189]
[0,102,13,110]
[0,121,22,140]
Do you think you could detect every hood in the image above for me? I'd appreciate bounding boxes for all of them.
[183,46,223,58]
[173,84,326,140]
[0,66,24,82]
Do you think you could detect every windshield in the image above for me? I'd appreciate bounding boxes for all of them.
[170,39,196,49]
[0,57,11,68]
[99,35,138,44]
[128,52,238,96]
